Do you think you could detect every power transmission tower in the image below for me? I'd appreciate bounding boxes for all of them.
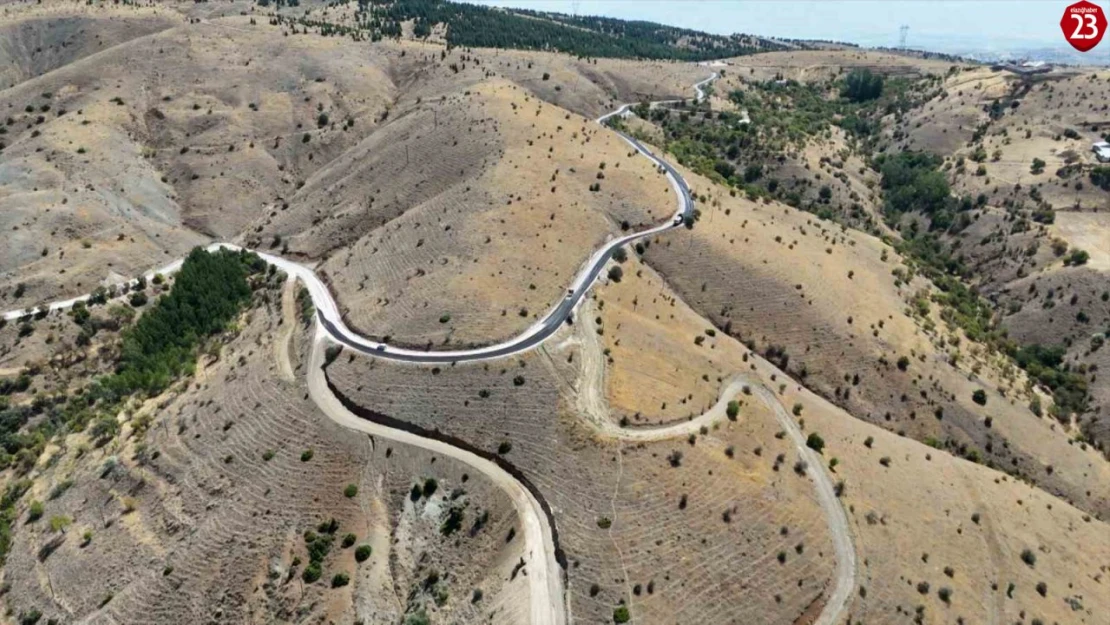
[899,25,909,50]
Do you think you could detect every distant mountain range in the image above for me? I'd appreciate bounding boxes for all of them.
[850,32,1110,66]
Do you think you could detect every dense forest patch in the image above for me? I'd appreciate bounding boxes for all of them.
[276,0,781,60]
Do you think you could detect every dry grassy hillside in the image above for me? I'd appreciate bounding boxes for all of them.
[0,4,181,89]
[330,341,837,625]
[296,79,678,348]
[899,66,1110,211]
[639,166,1110,520]
[592,245,1110,624]
[885,64,1110,459]
[0,7,398,309]
[751,348,1110,625]
[2,287,528,625]
[0,4,706,352]
[719,49,958,85]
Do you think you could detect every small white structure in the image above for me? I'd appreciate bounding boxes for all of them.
[1093,141,1110,163]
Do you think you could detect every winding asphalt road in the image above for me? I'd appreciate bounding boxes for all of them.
[3,70,858,625]
[3,76,717,364]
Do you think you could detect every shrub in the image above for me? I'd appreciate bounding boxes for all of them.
[792,403,803,416]
[972,389,987,405]
[1021,548,1036,567]
[607,265,623,283]
[726,400,739,421]
[597,517,612,529]
[28,500,44,522]
[128,292,148,307]
[344,484,358,498]
[301,449,314,462]
[302,562,322,583]
[805,432,825,454]
[422,478,438,497]
[355,544,372,562]
[49,515,72,533]
[342,533,356,548]
[1064,249,1090,266]
[497,441,513,454]
[1036,581,1047,597]
[331,572,350,587]
[897,356,910,371]
[938,587,952,603]
[613,605,631,623]
[441,506,464,535]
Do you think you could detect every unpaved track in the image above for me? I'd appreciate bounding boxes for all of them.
[305,329,567,625]
[745,381,857,625]
[566,304,856,622]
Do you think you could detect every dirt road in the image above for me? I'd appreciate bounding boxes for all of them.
[304,329,567,625]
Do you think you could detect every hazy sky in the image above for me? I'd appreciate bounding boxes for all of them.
[471,1,1089,51]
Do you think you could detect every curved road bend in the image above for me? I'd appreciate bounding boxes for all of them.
[2,76,718,364]
[304,331,567,625]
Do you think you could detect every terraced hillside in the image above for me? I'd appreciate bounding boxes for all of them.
[328,340,838,625]
[2,283,526,624]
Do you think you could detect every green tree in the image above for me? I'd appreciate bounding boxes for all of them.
[806,432,825,454]
[841,69,884,102]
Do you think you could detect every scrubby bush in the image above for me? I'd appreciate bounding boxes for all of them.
[27,500,44,522]
[355,544,372,562]
[972,389,987,405]
[726,400,739,421]
[805,432,825,454]
[1021,548,1037,567]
